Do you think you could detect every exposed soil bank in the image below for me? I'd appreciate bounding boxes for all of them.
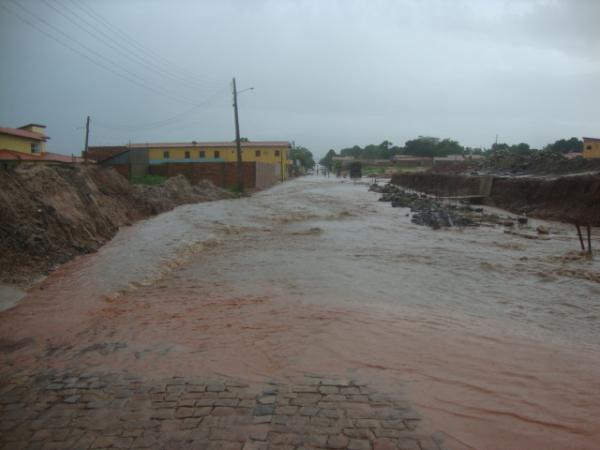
[0,164,233,286]
[391,172,600,225]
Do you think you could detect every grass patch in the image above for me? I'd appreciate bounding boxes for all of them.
[130,175,166,185]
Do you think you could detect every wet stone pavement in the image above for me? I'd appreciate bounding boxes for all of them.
[0,371,444,450]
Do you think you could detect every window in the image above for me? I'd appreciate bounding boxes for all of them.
[587,145,593,150]
[184,151,190,159]
[275,150,280,157]
[255,150,261,157]
[163,151,170,159]
[199,150,206,158]
[214,151,220,158]
[31,143,40,154]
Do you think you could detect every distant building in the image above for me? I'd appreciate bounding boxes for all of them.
[391,155,432,163]
[0,124,49,155]
[332,156,355,162]
[564,151,583,160]
[0,123,84,166]
[85,140,292,188]
[582,137,600,159]
[433,155,465,164]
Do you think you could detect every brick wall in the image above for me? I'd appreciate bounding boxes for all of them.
[110,164,130,179]
[149,162,256,189]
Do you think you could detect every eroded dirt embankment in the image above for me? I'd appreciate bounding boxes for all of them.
[391,173,600,225]
[0,164,232,285]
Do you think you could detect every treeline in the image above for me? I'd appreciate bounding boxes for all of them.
[290,145,315,170]
[319,136,584,168]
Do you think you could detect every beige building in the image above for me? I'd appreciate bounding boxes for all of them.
[582,137,600,159]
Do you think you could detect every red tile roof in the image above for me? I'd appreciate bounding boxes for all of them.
[0,149,87,163]
[0,126,48,141]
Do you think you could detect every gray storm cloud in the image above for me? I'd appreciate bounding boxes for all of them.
[0,0,598,159]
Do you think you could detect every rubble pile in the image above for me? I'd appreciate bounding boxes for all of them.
[371,183,477,229]
[133,176,233,214]
[478,150,600,175]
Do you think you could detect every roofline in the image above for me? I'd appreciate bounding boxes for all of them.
[0,128,48,141]
[582,137,600,142]
[98,149,130,163]
[126,141,291,149]
[19,123,47,129]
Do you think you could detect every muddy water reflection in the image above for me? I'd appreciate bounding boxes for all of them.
[2,177,600,449]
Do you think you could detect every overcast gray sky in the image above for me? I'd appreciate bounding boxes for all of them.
[1,0,599,159]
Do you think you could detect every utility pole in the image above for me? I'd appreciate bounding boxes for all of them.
[232,78,243,191]
[84,115,90,159]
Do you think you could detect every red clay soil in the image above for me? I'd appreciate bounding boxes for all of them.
[391,173,600,225]
[489,176,600,225]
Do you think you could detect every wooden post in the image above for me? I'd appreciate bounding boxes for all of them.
[575,223,585,251]
[587,224,593,256]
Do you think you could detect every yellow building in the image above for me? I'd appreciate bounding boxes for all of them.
[0,124,49,154]
[130,140,292,179]
[582,137,600,159]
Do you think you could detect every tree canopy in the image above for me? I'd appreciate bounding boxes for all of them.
[319,149,337,170]
[290,146,315,170]
[318,136,584,165]
[543,137,583,154]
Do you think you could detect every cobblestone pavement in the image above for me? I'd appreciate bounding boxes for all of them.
[0,370,446,450]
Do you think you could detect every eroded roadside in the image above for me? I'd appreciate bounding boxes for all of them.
[1,177,600,450]
[0,164,234,310]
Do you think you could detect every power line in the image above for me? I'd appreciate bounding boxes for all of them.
[93,85,231,131]
[43,0,217,94]
[71,0,221,89]
[3,0,206,107]
[8,0,198,105]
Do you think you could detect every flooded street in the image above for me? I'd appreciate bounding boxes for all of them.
[2,176,600,449]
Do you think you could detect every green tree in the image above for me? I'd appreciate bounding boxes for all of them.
[319,149,337,170]
[491,142,533,155]
[404,136,464,157]
[290,146,315,170]
[544,137,583,154]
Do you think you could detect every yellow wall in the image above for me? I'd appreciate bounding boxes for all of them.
[148,145,289,178]
[583,140,600,159]
[0,134,46,154]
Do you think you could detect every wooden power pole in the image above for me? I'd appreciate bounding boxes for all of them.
[84,115,90,158]
[232,78,243,191]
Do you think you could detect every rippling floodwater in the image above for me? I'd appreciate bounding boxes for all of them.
[2,176,600,449]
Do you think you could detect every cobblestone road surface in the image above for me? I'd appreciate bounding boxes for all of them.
[1,370,445,450]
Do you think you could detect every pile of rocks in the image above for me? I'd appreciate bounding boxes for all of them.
[371,183,477,229]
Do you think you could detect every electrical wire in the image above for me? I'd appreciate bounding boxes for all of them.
[43,0,217,94]
[70,0,221,89]
[3,0,207,107]
[93,85,231,131]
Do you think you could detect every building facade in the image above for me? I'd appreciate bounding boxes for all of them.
[0,124,49,154]
[137,141,291,180]
[583,137,600,159]
[86,140,292,188]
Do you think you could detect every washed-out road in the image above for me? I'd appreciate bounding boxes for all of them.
[1,177,600,450]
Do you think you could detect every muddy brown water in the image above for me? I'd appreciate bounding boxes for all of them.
[1,177,600,449]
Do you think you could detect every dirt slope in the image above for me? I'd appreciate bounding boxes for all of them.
[0,164,232,285]
[391,172,600,225]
